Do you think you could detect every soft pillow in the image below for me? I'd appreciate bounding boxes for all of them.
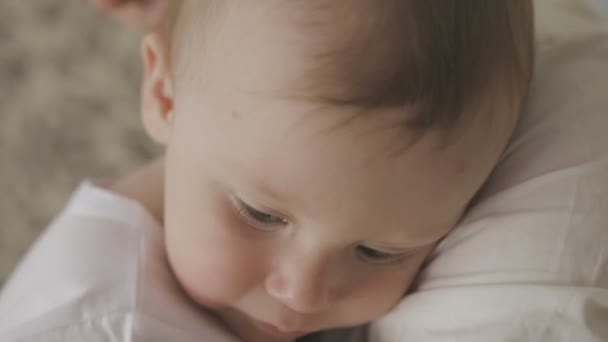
[368,1,608,341]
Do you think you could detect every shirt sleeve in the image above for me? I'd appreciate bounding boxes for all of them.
[0,182,239,342]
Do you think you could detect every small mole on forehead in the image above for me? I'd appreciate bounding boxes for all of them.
[232,110,242,120]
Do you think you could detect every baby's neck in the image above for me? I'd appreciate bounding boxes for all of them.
[107,157,166,225]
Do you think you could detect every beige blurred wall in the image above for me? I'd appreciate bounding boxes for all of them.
[0,1,158,286]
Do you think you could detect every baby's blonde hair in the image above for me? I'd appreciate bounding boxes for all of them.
[160,0,534,144]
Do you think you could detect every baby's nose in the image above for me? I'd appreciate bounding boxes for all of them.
[265,256,336,314]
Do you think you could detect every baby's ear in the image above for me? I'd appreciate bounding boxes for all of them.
[141,33,174,146]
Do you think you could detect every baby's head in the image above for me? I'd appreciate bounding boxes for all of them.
[140,1,534,341]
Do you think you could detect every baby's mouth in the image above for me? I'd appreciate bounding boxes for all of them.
[253,320,308,338]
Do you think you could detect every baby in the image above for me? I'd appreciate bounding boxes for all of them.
[108,0,535,341]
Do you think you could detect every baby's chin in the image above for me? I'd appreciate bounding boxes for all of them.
[212,307,298,342]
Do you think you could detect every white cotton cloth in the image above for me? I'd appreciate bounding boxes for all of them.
[0,182,239,342]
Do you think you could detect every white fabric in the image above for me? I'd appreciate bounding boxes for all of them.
[0,182,239,342]
[368,1,608,341]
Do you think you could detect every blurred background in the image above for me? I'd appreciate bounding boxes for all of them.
[588,0,608,17]
[0,1,159,286]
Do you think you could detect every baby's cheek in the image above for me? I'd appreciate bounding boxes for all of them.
[356,272,412,317]
[338,257,427,326]
[165,222,263,310]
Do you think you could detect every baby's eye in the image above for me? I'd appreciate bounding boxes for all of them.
[356,246,407,265]
[245,206,284,224]
[231,196,287,231]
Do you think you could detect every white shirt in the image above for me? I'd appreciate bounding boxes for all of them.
[0,182,239,342]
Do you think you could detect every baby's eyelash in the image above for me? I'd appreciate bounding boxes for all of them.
[356,246,410,265]
[230,196,286,231]
[229,195,411,266]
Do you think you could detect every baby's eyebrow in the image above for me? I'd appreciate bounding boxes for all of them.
[234,177,299,220]
[218,157,290,203]
[363,239,435,252]
[251,179,283,201]
[369,224,452,250]
[237,173,290,205]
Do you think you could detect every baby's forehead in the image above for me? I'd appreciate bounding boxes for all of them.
[170,0,531,148]
[172,1,406,114]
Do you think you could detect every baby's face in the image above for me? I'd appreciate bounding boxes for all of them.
[163,85,500,341]
[147,3,511,341]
